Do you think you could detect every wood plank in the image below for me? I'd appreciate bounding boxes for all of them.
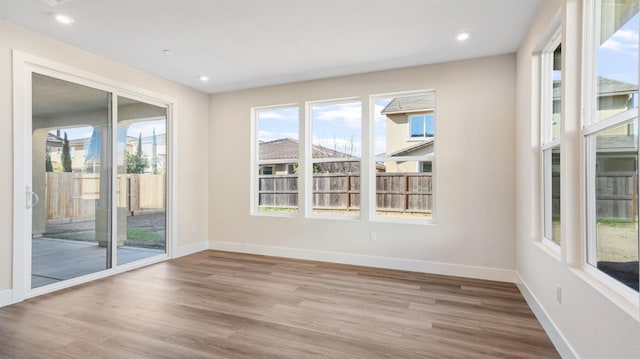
[0,250,560,358]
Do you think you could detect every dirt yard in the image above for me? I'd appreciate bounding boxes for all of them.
[597,222,639,262]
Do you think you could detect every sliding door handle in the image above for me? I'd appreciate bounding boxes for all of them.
[26,186,39,209]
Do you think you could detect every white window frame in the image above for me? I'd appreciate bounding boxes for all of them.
[582,0,640,306]
[250,104,300,217]
[305,98,362,220]
[370,90,436,225]
[540,28,562,250]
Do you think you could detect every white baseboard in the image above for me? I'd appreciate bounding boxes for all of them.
[515,273,578,359]
[174,241,208,258]
[0,289,13,308]
[208,240,517,283]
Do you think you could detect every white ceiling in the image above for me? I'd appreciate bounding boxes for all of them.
[0,0,541,94]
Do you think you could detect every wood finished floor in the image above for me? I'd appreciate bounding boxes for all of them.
[0,251,559,358]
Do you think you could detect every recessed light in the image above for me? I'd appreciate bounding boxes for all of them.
[198,75,210,82]
[455,32,471,42]
[54,13,75,24]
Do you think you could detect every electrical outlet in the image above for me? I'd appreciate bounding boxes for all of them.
[556,284,562,304]
[370,232,377,242]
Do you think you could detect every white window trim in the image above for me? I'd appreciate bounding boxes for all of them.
[369,91,436,225]
[12,50,176,303]
[305,97,362,220]
[250,103,300,217]
[581,0,640,310]
[539,25,562,250]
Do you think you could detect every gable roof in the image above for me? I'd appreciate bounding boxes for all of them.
[385,138,434,157]
[381,93,435,115]
[259,138,354,160]
[553,77,637,99]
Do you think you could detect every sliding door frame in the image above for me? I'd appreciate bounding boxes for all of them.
[12,50,178,303]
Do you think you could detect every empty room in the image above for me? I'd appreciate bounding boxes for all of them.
[0,0,639,358]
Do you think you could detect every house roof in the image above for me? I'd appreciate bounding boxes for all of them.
[260,138,299,160]
[553,77,637,99]
[385,138,434,157]
[259,138,354,160]
[597,135,636,152]
[381,93,435,115]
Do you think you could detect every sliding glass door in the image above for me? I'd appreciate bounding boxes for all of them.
[31,73,113,288]
[29,72,168,290]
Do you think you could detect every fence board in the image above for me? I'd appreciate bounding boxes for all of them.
[594,172,637,221]
[45,173,165,221]
[258,172,432,213]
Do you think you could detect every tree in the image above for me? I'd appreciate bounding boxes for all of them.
[126,133,148,173]
[45,153,53,172]
[61,132,72,172]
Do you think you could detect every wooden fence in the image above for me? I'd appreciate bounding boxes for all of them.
[551,172,638,221]
[45,173,165,221]
[258,173,432,213]
[595,172,638,221]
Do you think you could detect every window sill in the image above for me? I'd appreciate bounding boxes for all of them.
[536,238,561,261]
[371,215,435,226]
[570,265,640,321]
[251,210,299,218]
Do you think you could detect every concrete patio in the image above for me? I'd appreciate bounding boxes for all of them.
[32,237,164,288]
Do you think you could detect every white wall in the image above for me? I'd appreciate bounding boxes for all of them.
[0,20,210,292]
[516,1,640,358]
[209,54,517,280]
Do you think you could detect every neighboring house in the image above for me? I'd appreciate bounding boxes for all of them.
[46,132,88,172]
[259,138,359,175]
[380,93,435,173]
[554,77,638,173]
[127,132,167,174]
[46,129,167,174]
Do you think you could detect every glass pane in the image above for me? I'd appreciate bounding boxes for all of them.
[410,115,425,137]
[32,73,112,288]
[310,102,361,159]
[374,93,435,220]
[589,119,639,292]
[375,161,432,219]
[310,101,361,216]
[596,2,639,122]
[552,44,562,141]
[256,106,299,212]
[543,146,561,245]
[116,96,167,266]
[311,161,360,216]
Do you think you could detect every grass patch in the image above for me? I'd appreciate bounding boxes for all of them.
[51,228,165,248]
[126,229,164,242]
[597,218,634,227]
[258,206,297,213]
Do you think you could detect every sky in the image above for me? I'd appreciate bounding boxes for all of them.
[598,12,639,86]
[257,98,399,158]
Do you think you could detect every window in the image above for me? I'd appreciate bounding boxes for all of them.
[308,100,361,217]
[409,114,435,138]
[254,106,299,214]
[373,91,435,220]
[584,0,639,294]
[541,30,562,247]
